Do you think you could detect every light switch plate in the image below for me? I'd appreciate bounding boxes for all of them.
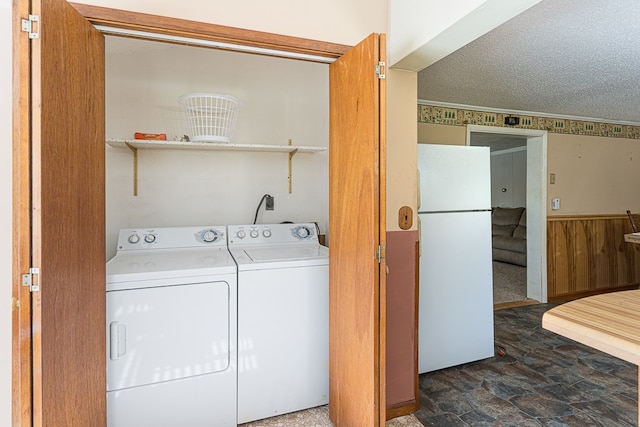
[398,206,413,230]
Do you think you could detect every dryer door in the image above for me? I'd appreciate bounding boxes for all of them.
[106,280,230,391]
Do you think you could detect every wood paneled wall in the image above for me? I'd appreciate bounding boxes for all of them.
[547,214,640,301]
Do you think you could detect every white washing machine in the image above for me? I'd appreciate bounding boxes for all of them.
[228,223,329,424]
[106,226,237,427]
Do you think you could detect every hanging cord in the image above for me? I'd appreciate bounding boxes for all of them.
[253,194,272,224]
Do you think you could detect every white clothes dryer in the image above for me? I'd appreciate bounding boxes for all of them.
[228,223,329,424]
[106,226,237,427]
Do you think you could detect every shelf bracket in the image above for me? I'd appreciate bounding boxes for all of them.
[124,142,138,196]
[288,139,298,194]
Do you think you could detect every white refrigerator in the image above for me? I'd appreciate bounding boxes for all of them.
[418,144,494,373]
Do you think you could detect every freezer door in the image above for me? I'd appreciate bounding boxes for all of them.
[418,211,494,373]
[418,144,491,212]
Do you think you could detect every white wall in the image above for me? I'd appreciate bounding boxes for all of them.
[548,133,640,215]
[386,69,418,232]
[389,0,486,66]
[105,38,329,259]
[0,0,12,424]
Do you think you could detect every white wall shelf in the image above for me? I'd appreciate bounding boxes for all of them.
[106,138,327,153]
[106,138,327,196]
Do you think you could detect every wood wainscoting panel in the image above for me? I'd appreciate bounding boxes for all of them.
[548,215,640,301]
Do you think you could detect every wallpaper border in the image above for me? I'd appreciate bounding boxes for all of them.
[417,104,640,140]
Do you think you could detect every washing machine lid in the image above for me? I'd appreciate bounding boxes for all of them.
[107,247,237,284]
[231,243,328,270]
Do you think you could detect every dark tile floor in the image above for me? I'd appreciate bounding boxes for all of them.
[414,303,638,426]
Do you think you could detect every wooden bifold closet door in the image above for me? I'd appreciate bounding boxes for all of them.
[328,33,387,427]
[15,0,106,424]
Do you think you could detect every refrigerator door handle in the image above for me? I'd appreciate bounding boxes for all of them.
[417,168,421,211]
[418,209,492,215]
[417,215,422,257]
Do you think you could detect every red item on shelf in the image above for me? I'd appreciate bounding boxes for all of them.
[134,132,167,141]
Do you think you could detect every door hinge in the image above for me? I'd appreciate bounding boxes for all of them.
[21,14,40,39]
[22,267,40,292]
[375,61,386,79]
[375,245,386,263]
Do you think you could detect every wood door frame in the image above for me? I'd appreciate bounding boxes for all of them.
[69,3,351,61]
[12,0,34,425]
[466,125,548,302]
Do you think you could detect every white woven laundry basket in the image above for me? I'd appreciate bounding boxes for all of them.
[178,93,242,143]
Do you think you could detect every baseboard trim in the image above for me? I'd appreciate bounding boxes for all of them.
[386,399,419,421]
[548,284,640,302]
[494,299,540,311]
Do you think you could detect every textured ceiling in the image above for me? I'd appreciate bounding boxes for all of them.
[418,0,640,124]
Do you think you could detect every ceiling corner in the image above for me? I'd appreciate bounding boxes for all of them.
[390,0,541,71]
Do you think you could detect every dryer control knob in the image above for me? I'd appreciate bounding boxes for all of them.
[263,229,272,238]
[236,230,246,239]
[250,229,259,238]
[144,234,156,244]
[202,230,218,243]
[128,234,140,244]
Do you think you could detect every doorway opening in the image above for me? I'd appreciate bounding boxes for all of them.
[467,125,548,304]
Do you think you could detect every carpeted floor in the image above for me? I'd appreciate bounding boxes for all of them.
[493,261,527,304]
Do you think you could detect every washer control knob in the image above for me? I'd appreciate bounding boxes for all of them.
[144,234,156,244]
[128,234,140,244]
[236,230,246,239]
[250,229,259,238]
[263,229,272,238]
[293,226,312,239]
[202,230,217,243]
